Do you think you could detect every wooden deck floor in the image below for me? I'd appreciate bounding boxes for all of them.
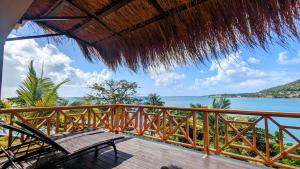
[50,136,267,169]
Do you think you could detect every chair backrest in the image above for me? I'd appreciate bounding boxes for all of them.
[13,121,69,154]
[0,121,39,140]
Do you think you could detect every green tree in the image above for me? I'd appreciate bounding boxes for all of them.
[16,61,69,107]
[144,93,165,106]
[87,80,141,104]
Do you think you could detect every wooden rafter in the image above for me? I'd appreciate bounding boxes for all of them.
[21,16,90,22]
[42,0,64,16]
[93,0,208,44]
[68,0,132,34]
[37,22,95,47]
[6,33,63,41]
[65,0,121,36]
[147,0,164,13]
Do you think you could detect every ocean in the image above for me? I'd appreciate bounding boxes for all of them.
[66,96,300,112]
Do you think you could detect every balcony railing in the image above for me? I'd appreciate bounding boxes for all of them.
[0,104,299,168]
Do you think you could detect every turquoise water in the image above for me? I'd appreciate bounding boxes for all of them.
[66,96,300,112]
[160,96,300,112]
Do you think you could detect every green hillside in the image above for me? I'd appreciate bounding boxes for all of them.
[210,79,300,98]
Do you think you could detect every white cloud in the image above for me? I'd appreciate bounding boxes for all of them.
[3,39,112,97]
[278,51,300,65]
[247,57,260,64]
[192,52,300,95]
[149,68,185,87]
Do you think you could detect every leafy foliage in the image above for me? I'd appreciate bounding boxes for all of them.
[56,97,69,106]
[211,97,231,109]
[0,99,12,108]
[190,103,202,108]
[69,98,92,106]
[16,61,69,107]
[87,80,141,104]
[144,93,165,106]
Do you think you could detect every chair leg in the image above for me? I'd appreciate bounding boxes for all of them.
[95,146,99,155]
[111,141,117,158]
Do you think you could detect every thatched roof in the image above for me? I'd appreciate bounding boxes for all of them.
[22,0,300,71]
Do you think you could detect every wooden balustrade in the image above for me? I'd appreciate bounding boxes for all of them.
[0,104,299,168]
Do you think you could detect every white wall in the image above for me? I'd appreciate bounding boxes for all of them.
[0,0,33,97]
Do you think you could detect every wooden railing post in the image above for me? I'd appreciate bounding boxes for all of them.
[7,113,14,147]
[93,109,96,129]
[87,108,91,129]
[264,116,270,165]
[114,103,120,133]
[203,112,209,157]
[214,113,219,153]
[55,110,60,134]
[162,110,167,140]
[139,108,143,135]
[47,118,51,136]
[81,113,85,129]
[121,107,125,131]
[192,111,197,147]
[63,114,67,132]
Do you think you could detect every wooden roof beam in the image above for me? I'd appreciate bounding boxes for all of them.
[21,16,90,22]
[68,0,132,34]
[147,0,164,13]
[6,33,64,41]
[65,0,123,36]
[93,0,208,44]
[37,22,95,47]
[42,0,64,16]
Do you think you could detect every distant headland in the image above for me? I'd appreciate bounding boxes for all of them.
[209,79,300,98]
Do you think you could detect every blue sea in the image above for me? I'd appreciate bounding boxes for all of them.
[66,96,300,112]
[66,96,300,141]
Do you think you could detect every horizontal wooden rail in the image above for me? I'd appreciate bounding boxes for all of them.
[0,104,299,168]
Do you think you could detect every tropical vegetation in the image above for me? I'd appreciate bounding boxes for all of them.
[15,61,69,107]
[144,93,165,106]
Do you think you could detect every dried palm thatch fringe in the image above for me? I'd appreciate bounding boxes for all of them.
[25,0,300,72]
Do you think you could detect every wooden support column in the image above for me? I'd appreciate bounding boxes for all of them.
[0,43,3,97]
[0,0,33,97]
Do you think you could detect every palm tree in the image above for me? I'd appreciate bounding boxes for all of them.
[144,93,165,106]
[16,61,69,107]
[190,103,202,108]
[208,97,231,142]
[211,97,231,109]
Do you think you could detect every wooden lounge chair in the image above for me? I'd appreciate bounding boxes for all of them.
[0,120,124,169]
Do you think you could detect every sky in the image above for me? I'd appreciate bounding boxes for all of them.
[2,23,300,97]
